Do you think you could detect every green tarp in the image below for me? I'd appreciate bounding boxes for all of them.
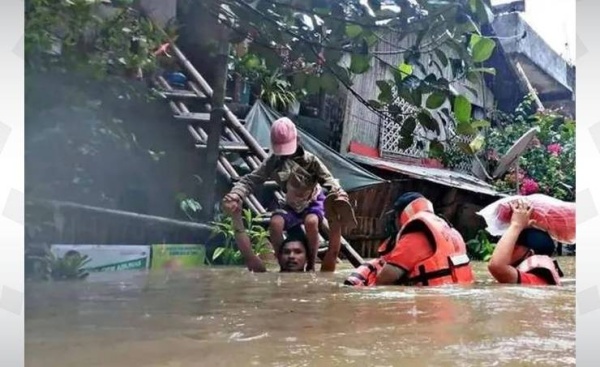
[243,100,386,192]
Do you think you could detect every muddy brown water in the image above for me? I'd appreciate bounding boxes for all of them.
[25,258,575,367]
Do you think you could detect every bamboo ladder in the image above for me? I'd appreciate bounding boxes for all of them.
[153,44,364,267]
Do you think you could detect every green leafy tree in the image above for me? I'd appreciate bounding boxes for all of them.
[196,0,497,151]
[25,0,176,79]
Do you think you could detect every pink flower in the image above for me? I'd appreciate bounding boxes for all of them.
[520,178,540,195]
[547,143,562,156]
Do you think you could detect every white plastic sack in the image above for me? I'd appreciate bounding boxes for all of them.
[477,194,575,244]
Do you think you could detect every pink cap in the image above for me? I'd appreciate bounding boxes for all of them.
[270,117,298,155]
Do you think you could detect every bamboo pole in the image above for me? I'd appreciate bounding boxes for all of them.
[30,199,214,232]
[218,157,266,213]
[515,62,545,111]
[318,221,364,268]
[158,77,261,213]
[163,61,283,203]
[187,79,260,172]
[171,44,269,160]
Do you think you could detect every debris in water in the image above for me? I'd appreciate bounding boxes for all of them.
[228,332,269,342]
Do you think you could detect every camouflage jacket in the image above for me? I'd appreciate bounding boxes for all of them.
[229,146,343,210]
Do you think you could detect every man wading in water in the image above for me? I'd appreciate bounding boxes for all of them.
[221,117,356,271]
[228,207,342,273]
[344,192,475,287]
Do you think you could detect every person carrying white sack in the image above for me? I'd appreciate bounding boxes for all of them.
[479,196,568,285]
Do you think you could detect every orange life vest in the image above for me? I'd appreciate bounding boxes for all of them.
[379,209,475,286]
[516,254,563,285]
[343,258,385,287]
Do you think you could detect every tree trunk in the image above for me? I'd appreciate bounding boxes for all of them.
[232,73,242,103]
[201,31,230,222]
[176,0,231,221]
[318,88,327,120]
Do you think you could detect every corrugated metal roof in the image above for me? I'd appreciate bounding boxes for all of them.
[347,153,506,198]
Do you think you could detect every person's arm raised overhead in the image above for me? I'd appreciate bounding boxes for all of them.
[488,199,534,284]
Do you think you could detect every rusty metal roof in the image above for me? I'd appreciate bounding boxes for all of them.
[347,153,506,198]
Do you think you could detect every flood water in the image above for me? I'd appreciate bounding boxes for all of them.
[25,258,575,367]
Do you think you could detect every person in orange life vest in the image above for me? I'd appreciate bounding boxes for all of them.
[344,192,475,287]
[487,199,564,285]
[228,206,342,273]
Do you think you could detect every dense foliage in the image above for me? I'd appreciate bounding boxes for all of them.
[486,97,575,201]
[437,96,575,201]
[25,0,176,79]
[198,0,497,151]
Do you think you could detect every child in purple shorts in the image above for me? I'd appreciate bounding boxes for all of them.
[276,191,327,231]
[222,117,357,271]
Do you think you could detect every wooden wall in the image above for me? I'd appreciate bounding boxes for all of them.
[340,31,496,156]
[344,178,495,258]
